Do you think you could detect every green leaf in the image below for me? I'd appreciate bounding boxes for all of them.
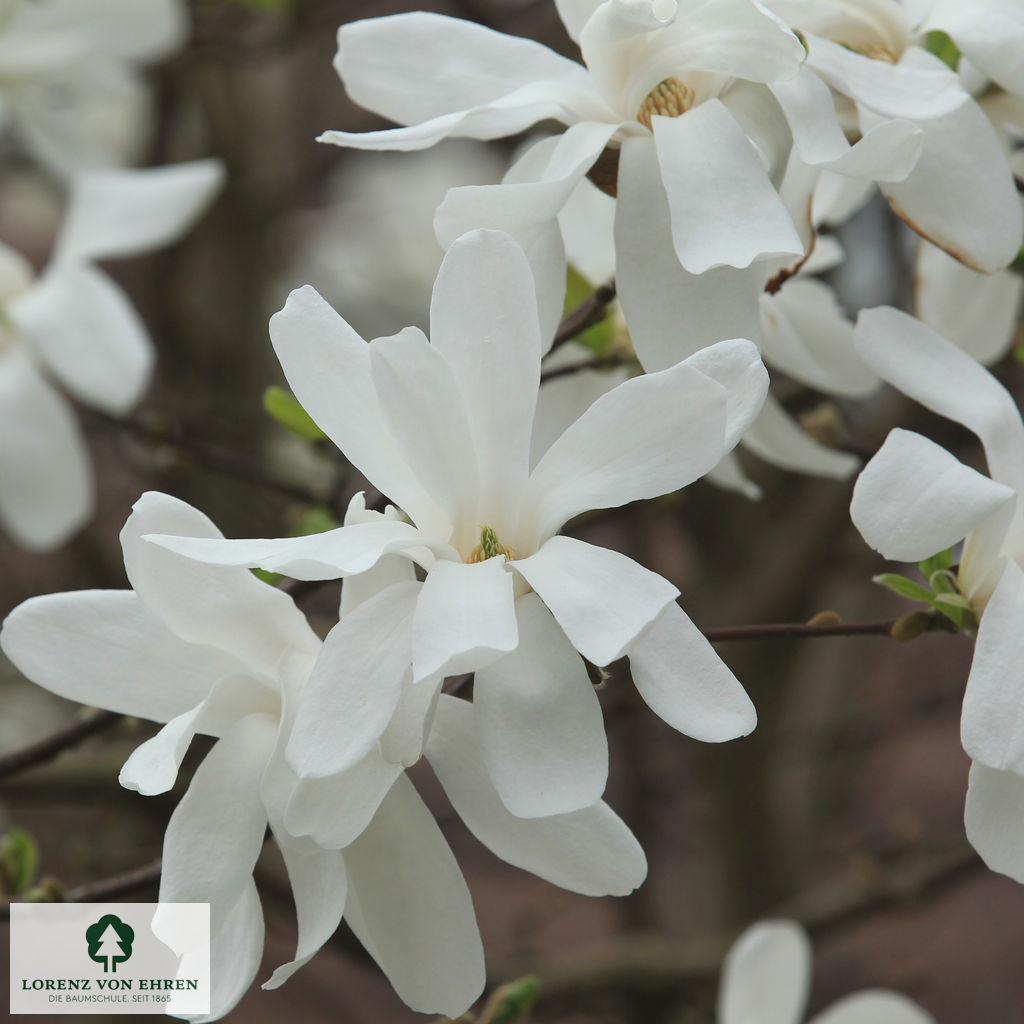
[928,569,959,595]
[564,267,616,355]
[291,505,340,537]
[925,29,960,71]
[917,548,954,578]
[0,827,39,896]
[931,592,972,611]
[263,386,327,442]
[485,976,541,1024]
[251,568,282,586]
[873,573,934,604]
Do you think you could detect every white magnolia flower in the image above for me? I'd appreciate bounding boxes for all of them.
[0,159,223,551]
[147,228,767,820]
[847,306,1024,884]
[2,490,648,1019]
[719,919,934,1024]
[0,0,188,176]
[766,0,1023,272]
[548,159,872,497]
[323,0,933,342]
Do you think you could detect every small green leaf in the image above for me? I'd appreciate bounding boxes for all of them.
[564,267,616,355]
[931,592,972,611]
[928,569,959,594]
[925,29,960,71]
[263,386,327,442]
[484,976,541,1024]
[917,548,954,578]
[251,568,282,586]
[0,827,39,896]
[291,505,340,537]
[873,573,934,604]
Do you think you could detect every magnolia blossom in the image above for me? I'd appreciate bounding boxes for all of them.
[321,0,934,343]
[0,0,188,176]
[553,158,873,496]
[766,0,1023,272]
[0,159,223,550]
[147,228,767,820]
[848,307,1024,883]
[0,490,647,1020]
[719,919,934,1024]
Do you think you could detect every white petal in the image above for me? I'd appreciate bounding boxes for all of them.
[146,518,455,581]
[159,714,277,934]
[851,429,1014,562]
[159,880,263,1024]
[914,243,1024,366]
[287,581,419,779]
[770,67,922,180]
[742,393,861,481]
[875,92,1022,274]
[922,0,1024,96]
[652,100,804,273]
[809,991,935,1024]
[435,122,620,345]
[522,355,728,546]
[474,594,608,817]
[627,601,756,742]
[853,307,1024,493]
[556,0,604,42]
[964,760,1024,885]
[263,829,347,989]
[380,670,443,767]
[760,279,879,398]
[10,263,152,415]
[614,135,763,373]
[119,676,279,796]
[705,451,763,501]
[682,338,771,451]
[513,535,678,666]
[54,160,224,263]
[426,695,647,895]
[961,560,1024,772]
[412,557,518,682]
[269,286,444,536]
[0,589,234,721]
[429,230,541,519]
[804,36,967,120]
[0,347,92,550]
[335,12,589,127]
[719,920,810,1024]
[370,326,479,544]
[284,748,404,849]
[343,774,485,1017]
[122,491,320,674]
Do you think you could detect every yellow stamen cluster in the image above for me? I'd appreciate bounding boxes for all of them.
[467,525,516,564]
[636,77,695,130]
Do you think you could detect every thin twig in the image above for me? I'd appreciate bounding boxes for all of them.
[0,711,121,782]
[66,858,162,903]
[701,618,900,642]
[548,280,617,354]
[540,354,626,384]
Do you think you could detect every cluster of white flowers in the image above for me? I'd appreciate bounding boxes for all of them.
[1,0,1023,1019]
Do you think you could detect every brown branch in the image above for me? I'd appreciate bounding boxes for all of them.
[701,618,899,642]
[548,280,617,354]
[0,710,121,782]
[540,354,626,384]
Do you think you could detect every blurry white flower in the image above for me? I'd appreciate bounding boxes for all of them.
[848,306,1024,884]
[719,919,934,1024]
[0,0,188,176]
[0,160,223,550]
[766,0,1023,272]
[148,228,766,819]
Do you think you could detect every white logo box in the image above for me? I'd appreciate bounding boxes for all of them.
[10,902,210,1015]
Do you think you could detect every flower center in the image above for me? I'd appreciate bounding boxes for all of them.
[636,77,694,130]
[467,525,515,564]
[849,41,899,63]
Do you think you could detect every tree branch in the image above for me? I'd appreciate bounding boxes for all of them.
[701,618,899,642]
[0,710,121,782]
[548,280,617,354]
[540,354,626,384]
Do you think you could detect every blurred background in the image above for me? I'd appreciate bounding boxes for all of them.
[1,1,1022,1021]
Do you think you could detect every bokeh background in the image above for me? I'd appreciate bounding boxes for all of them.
[2,1,1022,1021]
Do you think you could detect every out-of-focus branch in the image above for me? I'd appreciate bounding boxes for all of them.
[500,842,980,1010]
[540,354,626,383]
[0,711,121,782]
[548,280,617,354]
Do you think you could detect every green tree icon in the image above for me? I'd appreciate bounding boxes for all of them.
[85,914,134,973]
